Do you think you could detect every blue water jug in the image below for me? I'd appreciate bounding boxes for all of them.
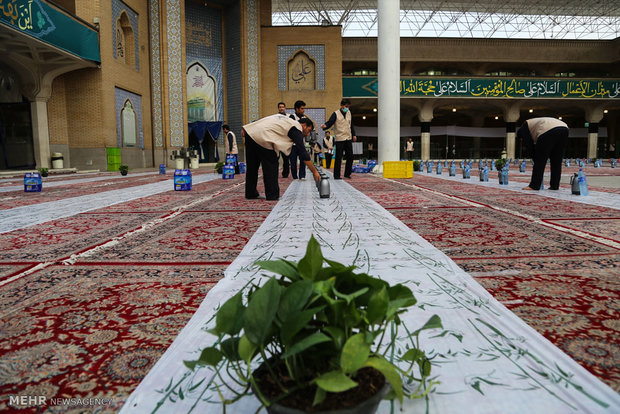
[436,162,442,174]
[427,161,433,173]
[24,172,42,192]
[174,169,192,191]
[577,169,588,196]
[519,161,526,173]
[463,166,470,179]
[449,163,456,176]
[499,168,509,185]
[491,159,496,170]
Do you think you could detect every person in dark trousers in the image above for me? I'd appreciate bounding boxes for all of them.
[321,99,357,179]
[277,102,290,178]
[242,115,320,200]
[289,100,307,180]
[322,130,334,169]
[517,117,569,191]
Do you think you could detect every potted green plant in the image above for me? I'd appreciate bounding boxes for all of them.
[412,160,420,172]
[185,236,442,413]
[119,165,129,176]
[37,167,49,177]
[215,161,225,174]
[495,158,506,171]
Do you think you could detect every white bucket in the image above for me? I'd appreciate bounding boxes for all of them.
[190,157,199,169]
[175,158,185,170]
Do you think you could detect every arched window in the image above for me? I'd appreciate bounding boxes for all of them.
[287,50,316,90]
[116,12,135,67]
[121,100,137,147]
[186,62,217,122]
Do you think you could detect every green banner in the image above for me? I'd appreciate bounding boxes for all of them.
[344,76,620,99]
[0,0,100,62]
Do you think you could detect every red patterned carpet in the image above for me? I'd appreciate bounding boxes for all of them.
[348,172,620,392]
[0,167,618,413]
[0,170,291,412]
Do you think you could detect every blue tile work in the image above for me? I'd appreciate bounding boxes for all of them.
[278,45,325,90]
[166,0,185,147]
[285,108,327,142]
[115,88,144,148]
[185,1,224,124]
[224,1,242,146]
[246,0,259,122]
[112,0,140,70]
[149,0,163,147]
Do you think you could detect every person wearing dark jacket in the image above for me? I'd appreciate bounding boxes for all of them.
[517,117,569,191]
[242,115,320,200]
[289,100,307,180]
[321,99,357,179]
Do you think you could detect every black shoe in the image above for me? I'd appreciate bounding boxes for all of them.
[334,177,342,180]
[549,187,559,190]
[246,195,264,199]
[266,197,279,201]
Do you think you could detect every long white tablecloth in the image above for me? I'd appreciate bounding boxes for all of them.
[121,177,620,414]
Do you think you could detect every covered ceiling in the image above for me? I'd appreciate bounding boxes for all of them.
[271,0,620,39]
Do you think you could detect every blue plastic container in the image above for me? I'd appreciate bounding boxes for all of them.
[24,172,42,192]
[462,166,470,179]
[238,162,246,173]
[449,163,456,176]
[225,154,238,165]
[174,169,192,191]
[159,164,166,175]
[223,164,235,179]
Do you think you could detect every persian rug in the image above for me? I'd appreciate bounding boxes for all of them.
[348,173,620,392]
[0,264,226,413]
[0,171,285,413]
[0,213,166,263]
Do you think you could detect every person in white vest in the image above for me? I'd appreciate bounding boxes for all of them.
[242,115,320,200]
[277,102,290,178]
[322,130,334,169]
[517,117,569,191]
[321,99,357,179]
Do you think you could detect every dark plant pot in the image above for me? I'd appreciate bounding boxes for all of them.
[262,383,390,414]
[120,171,128,176]
[40,172,48,177]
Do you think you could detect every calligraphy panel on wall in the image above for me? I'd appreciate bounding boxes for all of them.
[278,45,325,91]
[287,50,316,90]
[343,76,620,99]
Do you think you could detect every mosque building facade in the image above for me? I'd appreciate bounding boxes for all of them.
[0,0,617,171]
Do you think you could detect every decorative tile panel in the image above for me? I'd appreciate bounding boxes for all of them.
[166,0,185,147]
[185,1,224,123]
[246,0,259,122]
[278,45,325,90]
[112,0,140,70]
[115,88,144,148]
[149,0,163,147]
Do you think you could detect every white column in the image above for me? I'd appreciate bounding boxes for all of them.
[506,132,516,159]
[31,99,51,169]
[377,0,400,164]
[587,125,599,159]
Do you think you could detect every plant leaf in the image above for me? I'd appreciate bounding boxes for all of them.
[238,334,257,363]
[196,347,223,367]
[281,332,331,359]
[277,280,313,320]
[281,306,324,346]
[255,259,300,281]
[315,370,358,393]
[323,326,345,349]
[220,337,241,361]
[313,387,326,406]
[215,293,245,336]
[363,356,403,402]
[367,285,389,325]
[340,333,371,374]
[243,278,281,346]
[297,235,324,280]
